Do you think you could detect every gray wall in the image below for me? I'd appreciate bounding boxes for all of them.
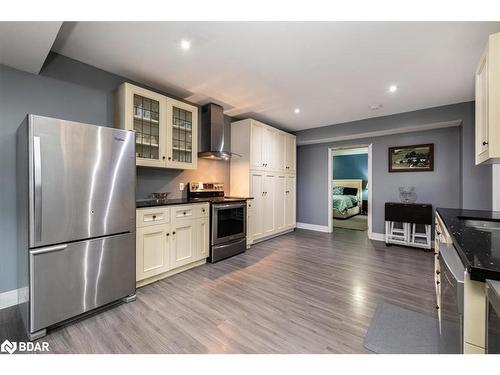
[295,102,492,231]
[0,55,231,293]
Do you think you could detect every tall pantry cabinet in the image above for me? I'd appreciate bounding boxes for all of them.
[230,119,296,244]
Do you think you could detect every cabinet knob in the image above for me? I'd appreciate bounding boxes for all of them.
[202,208,205,213]
[168,157,172,160]
[483,141,489,146]
[436,231,441,235]
[183,212,186,215]
[436,270,440,275]
[436,281,440,285]
[172,231,176,235]
[162,156,166,160]
[166,233,170,236]
[435,305,439,310]
[152,215,156,219]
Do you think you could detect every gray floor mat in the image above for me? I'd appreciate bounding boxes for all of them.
[363,302,442,354]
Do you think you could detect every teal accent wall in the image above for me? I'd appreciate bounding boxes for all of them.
[332,153,368,199]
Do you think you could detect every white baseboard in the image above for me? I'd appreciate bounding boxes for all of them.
[369,232,385,241]
[0,288,19,310]
[296,222,330,233]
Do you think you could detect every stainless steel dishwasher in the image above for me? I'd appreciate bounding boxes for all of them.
[438,243,465,353]
[486,279,500,353]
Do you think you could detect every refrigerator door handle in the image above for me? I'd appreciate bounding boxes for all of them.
[33,136,42,242]
[30,244,67,255]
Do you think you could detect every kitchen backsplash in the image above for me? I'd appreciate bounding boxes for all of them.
[136,158,230,199]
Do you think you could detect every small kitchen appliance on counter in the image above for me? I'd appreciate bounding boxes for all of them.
[188,182,247,263]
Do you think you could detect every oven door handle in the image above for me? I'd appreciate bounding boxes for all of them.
[213,202,246,210]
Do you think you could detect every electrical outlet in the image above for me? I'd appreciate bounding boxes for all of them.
[179,183,184,191]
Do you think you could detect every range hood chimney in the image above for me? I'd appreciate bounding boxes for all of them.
[198,103,238,160]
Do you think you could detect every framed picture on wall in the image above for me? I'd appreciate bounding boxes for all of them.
[388,143,434,172]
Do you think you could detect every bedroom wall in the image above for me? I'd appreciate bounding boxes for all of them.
[332,153,368,199]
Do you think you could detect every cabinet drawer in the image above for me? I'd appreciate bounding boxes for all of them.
[172,203,209,220]
[137,207,170,227]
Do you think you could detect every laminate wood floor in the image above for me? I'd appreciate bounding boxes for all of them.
[4,228,437,353]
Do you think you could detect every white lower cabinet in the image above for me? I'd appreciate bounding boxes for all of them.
[136,203,209,286]
[285,174,296,227]
[275,174,286,232]
[170,218,196,269]
[246,200,254,247]
[250,172,265,239]
[136,224,171,281]
[263,174,276,235]
[248,171,296,243]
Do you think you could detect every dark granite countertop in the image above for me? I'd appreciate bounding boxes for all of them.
[136,197,253,208]
[436,207,500,282]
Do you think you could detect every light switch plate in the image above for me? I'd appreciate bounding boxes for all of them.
[179,183,184,191]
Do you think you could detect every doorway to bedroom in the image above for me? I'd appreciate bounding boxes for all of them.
[328,145,372,236]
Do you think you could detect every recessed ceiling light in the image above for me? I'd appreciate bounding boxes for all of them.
[388,84,398,93]
[370,104,383,110]
[180,39,191,50]
[294,108,300,114]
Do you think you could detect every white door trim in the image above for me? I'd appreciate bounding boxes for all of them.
[328,144,372,237]
[327,147,334,233]
[367,144,373,239]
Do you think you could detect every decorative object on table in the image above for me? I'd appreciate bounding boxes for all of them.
[388,143,434,172]
[384,202,432,250]
[399,186,417,203]
[150,192,170,200]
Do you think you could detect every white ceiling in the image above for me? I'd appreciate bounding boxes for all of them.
[0,22,62,74]
[50,22,500,131]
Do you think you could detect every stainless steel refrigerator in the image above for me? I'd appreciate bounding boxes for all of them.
[16,115,136,340]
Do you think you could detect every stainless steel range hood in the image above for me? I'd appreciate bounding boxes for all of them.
[198,103,239,160]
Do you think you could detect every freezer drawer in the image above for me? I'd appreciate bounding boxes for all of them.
[29,232,136,333]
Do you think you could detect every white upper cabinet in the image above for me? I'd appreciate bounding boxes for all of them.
[274,131,286,171]
[236,119,296,173]
[166,98,198,170]
[475,32,500,165]
[250,121,264,169]
[285,134,296,173]
[116,83,198,170]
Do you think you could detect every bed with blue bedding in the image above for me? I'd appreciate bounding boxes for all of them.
[332,180,362,219]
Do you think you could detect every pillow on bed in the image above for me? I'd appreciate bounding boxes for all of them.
[343,187,358,196]
[332,186,344,195]
[347,195,358,205]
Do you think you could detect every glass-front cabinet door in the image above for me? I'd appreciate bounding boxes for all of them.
[117,83,167,168]
[166,98,198,170]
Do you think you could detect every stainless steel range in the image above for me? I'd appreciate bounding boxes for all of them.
[188,182,247,263]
